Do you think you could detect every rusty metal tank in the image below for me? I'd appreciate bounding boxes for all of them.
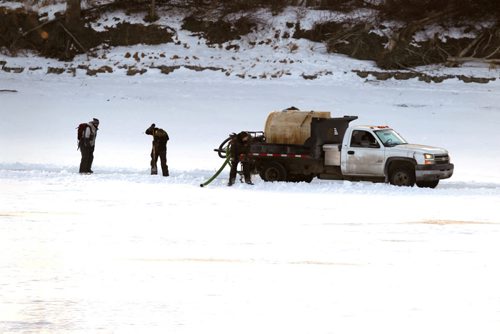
[264,110,332,145]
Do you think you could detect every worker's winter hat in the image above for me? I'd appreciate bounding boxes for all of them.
[92,118,100,127]
[238,131,250,141]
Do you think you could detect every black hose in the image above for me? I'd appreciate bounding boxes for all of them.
[200,148,231,187]
[214,136,233,159]
[199,137,234,187]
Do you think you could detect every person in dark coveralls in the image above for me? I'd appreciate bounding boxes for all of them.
[79,118,99,174]
[145,123,169,176]
[228,131,253,186]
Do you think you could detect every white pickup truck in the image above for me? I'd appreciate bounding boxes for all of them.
[244,109,454,188]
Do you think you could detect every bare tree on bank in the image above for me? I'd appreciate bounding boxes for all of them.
[65,0,82,29]
[146,0,159,22]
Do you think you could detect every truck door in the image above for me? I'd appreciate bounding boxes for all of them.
[342,130,385,176]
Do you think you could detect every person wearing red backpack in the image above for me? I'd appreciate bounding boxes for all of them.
[145,123,169,177]
[78,118,99,174]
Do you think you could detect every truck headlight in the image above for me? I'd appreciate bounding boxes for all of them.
[424,153,435,165]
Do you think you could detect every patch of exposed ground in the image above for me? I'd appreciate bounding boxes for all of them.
[0,7,174,60]
[293,19,500,69]
[353,70,497,83]
[181,14,256,45]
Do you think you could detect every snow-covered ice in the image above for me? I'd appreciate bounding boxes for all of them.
[1,4,500,330]
[1,69,500,334]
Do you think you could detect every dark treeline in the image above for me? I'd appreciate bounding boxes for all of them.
[51,0,500,27]
[84,0,500,20]
[382,0,500,21]
[3,0,498,67]
[165,0,500,20]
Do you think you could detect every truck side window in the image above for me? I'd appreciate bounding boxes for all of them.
[350,130,363,147]
[351,131,380,148]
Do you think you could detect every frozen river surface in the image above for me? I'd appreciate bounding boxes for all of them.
[1,168,500,334]
[1,72,500,333]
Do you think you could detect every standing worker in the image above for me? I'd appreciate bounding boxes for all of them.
[78,118,99,174]
[145,123,169,177]
[228,131,253,186]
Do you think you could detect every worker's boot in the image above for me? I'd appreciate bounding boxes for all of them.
[228,177,235,186]
[151,166,158,175]
[245,178,253,185]
[162,166,169,177]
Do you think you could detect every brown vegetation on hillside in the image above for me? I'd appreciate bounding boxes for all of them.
[1,0,499,68]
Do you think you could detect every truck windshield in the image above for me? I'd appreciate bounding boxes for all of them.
[374,129,407,147]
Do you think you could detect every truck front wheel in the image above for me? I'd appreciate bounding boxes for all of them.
[261,162,287,182]
[389,166,415,187]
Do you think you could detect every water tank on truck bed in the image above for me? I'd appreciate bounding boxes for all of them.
[248,109,358,182]
[264,110,332,145]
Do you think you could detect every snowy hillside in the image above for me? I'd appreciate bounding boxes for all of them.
[2,2,500,80]
[1,3,500,334]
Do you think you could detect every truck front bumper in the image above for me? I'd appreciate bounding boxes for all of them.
[415,163,454,181]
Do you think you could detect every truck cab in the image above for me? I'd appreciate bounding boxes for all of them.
[336,125,454,188]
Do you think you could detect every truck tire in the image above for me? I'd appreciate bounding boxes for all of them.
[389,166,415,187]
[261,162,287,182]
[302,175,314,183]
[416,180,439,188]
[287,174,314,183]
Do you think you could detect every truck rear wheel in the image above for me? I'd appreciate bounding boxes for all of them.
[287,174,314,183]
[261,162,287,182]
[389,166,415,187]
[416,180,439,188]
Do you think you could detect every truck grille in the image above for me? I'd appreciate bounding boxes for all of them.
[434,154,449,164]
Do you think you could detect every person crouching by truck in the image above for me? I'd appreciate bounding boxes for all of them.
[228,131,253,186]
[145,123,169,177]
